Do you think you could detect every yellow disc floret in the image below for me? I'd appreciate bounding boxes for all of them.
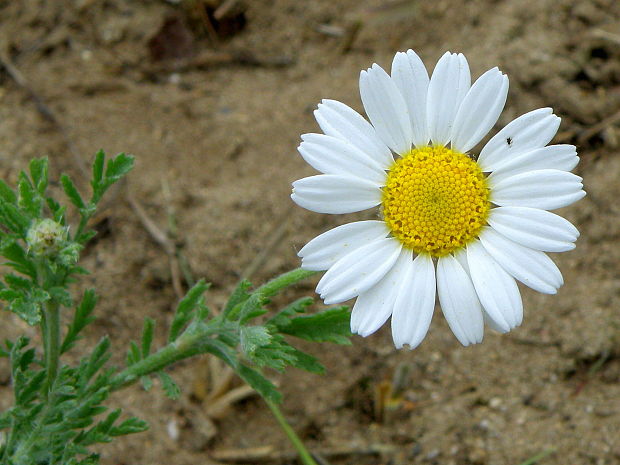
[382,146,490,257]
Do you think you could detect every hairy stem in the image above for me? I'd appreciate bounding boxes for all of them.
[266,399,318,465]
[110,338,197,391]
[42,301,61,395]
[254,268,318,297]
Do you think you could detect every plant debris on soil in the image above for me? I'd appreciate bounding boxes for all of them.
[1,1,620,464]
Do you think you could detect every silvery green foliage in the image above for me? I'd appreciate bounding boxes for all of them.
[0,153,351,464]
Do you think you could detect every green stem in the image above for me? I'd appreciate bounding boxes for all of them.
[42,300,61,395]
[254,268,318,297]
[110,336,198,391]
[74,210,93,243]
[518,449,555,465]
[266,400,318,465]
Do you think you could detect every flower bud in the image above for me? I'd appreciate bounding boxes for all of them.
[26,219,68,257]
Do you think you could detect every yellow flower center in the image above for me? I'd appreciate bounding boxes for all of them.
[382,146,490,257]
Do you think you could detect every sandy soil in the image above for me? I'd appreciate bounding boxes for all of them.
[1,0,619,464]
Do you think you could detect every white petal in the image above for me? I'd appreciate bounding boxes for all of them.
[350,248,411,336]
[451,67,509,152]
[314,99,394,166]
[291,174,382,214]
[467,240,523,330]
[479,227,563,294]
[488,144,579,183]
[478,108,560,171]
[391,50,430,147]
[299,221,389,271]
[360,64,413,154]
[483,312,510,333]
[488,207,579,252]
[391,253,436,349]
[299,133,388,183]
[453,248,469,273]
[490,169,585,210]
[455,250,520,333]
[436,254,484,346]
[427,52,471,146]
[317,237,402,304]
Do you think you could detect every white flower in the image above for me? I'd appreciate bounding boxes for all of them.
[291,50,585,349]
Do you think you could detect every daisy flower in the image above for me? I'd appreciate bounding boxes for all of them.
[291,50,586,349]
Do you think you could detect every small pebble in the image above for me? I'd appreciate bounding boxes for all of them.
[489,397,502,409]
[166,419,179,441]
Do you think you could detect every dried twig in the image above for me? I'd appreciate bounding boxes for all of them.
[0,50,88,177]
[577,109,620,146]
[210,443,395,463]
[510,337,558,348]
[161,178,196,288]
[205,385,256,419]
[187,0,221,45]
[315,24,345,37]
[338,20,363,54]
[214,0,241,20]
[206,359,235,400]
[127,177,197,299]
[241,205,293,281]
[591,28,620,46]
[127,194,185,298]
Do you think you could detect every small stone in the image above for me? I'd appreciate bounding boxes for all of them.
[478,419,491,430]
[167,419,179,441]
[489,397,502,409]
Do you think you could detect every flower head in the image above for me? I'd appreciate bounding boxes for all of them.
[291,50,585,349]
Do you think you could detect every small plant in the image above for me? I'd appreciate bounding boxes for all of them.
[0,152,349,465]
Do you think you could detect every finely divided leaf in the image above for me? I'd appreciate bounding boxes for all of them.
[126,341,141,366]
[240,326,272,356]
[279,306,352,345]
[199,336,239,368]
[236,364,281,403]
[267,296,313,328]
[49,286,73,307]
[236,293,268,324]
[10,298,42,325]
[91,150,105,188]
[91,151,134,204]
[109,417,148,436]
[46,196,66,222]
[81,337,112,385]
[168,280,210,342]
[2,241,36,278]
[223,280,252,317]
[29,157,49,194]
[17,171,41,218]
[140,376,153,391]
[0,179,17,204]
[141,318,155,358]
[61,174,86,209]
[288,348,325,374]
[104,153,134,183]
[158,372,181,400]
[0,198,31,236]
[62,290,97,354]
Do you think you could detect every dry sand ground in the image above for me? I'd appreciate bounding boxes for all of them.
[1,0,619,464]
